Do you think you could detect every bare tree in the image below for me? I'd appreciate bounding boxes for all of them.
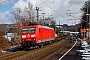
[14,2,35,27]
[12,2,35,45]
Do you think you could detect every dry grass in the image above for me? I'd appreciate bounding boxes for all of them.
[0,37,10,50]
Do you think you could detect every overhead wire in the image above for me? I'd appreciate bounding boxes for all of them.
[53,0,82,21]
[53,0,66,12]
[69,15,81,20]
[0,0,81,22]
[41,0,66,20]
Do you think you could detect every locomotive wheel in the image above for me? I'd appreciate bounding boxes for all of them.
[49,41,52,44]
[34,44,39,48]
[39,43,44,48]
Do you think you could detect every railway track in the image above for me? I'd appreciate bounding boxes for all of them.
[0,39,71,60]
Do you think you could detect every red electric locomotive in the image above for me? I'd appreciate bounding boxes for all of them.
[21,25,55,47]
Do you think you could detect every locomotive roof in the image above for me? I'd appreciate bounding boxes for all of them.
[22,25,54,30]
[41,26,54,30]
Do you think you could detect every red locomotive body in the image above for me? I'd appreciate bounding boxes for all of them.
[21,25,55,47]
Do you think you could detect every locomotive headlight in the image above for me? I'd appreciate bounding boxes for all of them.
[31,35,36,37]
[22,35,26,38]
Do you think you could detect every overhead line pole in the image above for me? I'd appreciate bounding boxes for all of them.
[86,1,90,39]
[41,13,46,25]
[36,7,39,21]
[86,1,88,30]
[87,1,89,39]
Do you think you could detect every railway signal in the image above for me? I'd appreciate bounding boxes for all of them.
[80,28,86,33]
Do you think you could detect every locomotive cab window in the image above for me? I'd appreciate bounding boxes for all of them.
[22,28,35,33]
[29,28,35,32]
[22,28,29,33]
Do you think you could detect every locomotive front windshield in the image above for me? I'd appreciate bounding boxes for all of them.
[22,28,35,33]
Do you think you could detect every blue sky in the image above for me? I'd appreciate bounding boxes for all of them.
[0,4,12,12]
[0,0,18,12]
[0,0,88,25]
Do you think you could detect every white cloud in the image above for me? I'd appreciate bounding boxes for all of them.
[0,0,87,25]
[0,0,36,24]
[35,0,87,25]
[13,0,36,10]
[69,0,87,4]
[0,0,8,4]
[0,11,14,24]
